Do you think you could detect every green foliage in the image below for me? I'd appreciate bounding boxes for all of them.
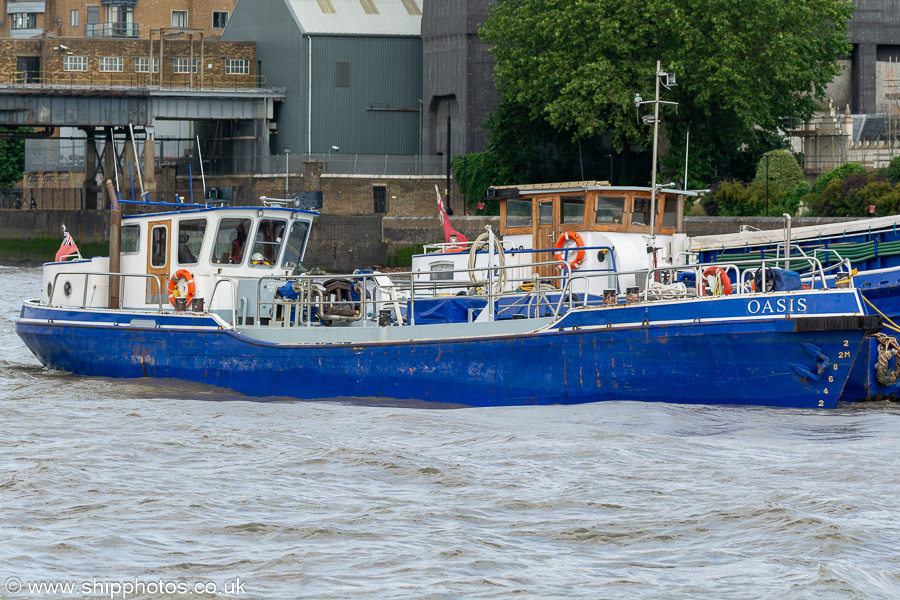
[0,238,108,264]
[805,172,900,217]
[480,0,852,186]
[884,155,900,184]
[0,128,26,188]
[752,150,805,194]
[452,152,502,214]
[811,162,866,195]
[702,179,806,217]
[386,244,425,269]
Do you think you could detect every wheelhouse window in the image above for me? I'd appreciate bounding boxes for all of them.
[282,220,310,269]
[662,195,679,229]
[150,225,168,268]
[561,195,586,225]
[211,218,251,265]
[631,196,652,226]
[595,196,625,225]
[249,218,287,267]
[177,219,207,265]
[121,224,140,253]
[538,201,553,225]
[505,199,532,228]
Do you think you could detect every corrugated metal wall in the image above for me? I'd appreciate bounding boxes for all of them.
[225,2,423,156]
[309,36,422,155]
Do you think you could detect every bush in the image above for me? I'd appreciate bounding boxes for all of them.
[806,172,900,217]
[752,150,805,195]
[811,162,866,195]
[703,178,806,217]
[885,155,900,184]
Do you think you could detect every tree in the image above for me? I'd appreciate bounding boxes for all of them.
[0,128,25,188]
[480,0,852,185]
[752,150,805,195]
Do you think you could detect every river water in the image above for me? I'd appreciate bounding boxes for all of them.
[2,265,900,599]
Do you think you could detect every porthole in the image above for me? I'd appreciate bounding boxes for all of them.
[63,281,72,297]
[47,283,52,299]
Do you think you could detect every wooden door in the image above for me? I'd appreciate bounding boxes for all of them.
[146,220,170,304]
[533,196,559,282]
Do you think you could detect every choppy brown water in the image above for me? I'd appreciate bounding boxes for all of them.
[2,265,900,599]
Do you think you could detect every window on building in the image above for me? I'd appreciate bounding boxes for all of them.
[173,58,198,74]
[70,10,79,27]
[106,5,135,36]
[213,11,228,29]
[335,62,349,87]
[225,59,249,75]
[99,57,123,72]
[11,13,37,29]
[63,56,88,72]
[171,10,188,28]
[87,7,99,24]
[134,57,159,73]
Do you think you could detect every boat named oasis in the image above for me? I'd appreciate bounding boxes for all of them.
[14,184,881,409]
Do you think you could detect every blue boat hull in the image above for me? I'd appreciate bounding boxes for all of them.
[16,294,874,409]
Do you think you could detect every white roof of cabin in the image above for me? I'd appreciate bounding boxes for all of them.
[287,0,422,36]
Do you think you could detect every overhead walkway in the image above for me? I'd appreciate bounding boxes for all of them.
[0,81,286,208]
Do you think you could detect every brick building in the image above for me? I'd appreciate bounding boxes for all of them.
[1,0,236,40]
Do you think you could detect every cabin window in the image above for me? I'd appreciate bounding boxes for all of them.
[662,196,679,229]
[177,219,206,265]
[429,262,454,281]
[150,225,167,268]
[631,196,652,226]
[249,218,287,267]
[121,224,140,253]
[561,195,586,225]
[506,200,532,228]
[211,218,251,265]
[281,220,310,269]
[595,196,625,224]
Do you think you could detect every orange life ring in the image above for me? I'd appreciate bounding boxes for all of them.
[168,269,196,306]
[554,231,586,270]
[699,266,732,296]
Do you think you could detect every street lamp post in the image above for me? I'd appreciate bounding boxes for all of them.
[765,153,770,217]
[284,148,291,198]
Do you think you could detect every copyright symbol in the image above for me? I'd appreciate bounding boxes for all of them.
[5,577,22,593]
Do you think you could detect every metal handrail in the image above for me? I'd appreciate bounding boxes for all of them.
[208,278,238,328]
[48,271,163,311]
